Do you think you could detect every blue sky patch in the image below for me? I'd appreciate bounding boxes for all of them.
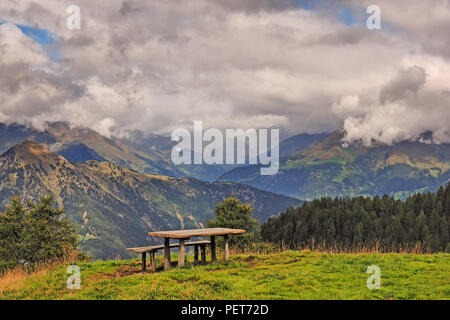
[0,21,62,60]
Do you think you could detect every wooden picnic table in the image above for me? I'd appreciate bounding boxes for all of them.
[148,228,245,270]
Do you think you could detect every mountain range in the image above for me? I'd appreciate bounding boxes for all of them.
[0,121,448,258]
[0,122,233,181]
[0,140,301,259]
[220,130,450,200]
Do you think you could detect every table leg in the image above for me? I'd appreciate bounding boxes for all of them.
[149,252,155,272]
[224,235,230,262]
[194,245,199,263]
[201,245,206,264]
[178,239,186,267]
[210,236,216,262]
[164,238,171,270]
[142,252,147,271]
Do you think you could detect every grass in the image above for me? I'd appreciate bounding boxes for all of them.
[0,250,448,300]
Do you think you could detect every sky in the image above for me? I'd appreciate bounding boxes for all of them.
[0,0,449,144]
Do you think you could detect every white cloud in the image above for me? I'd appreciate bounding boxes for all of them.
[0,22,48,65]
[0,0,448,144]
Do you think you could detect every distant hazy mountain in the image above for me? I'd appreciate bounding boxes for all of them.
[279,132,330,157]
[0,123,56,152]
[0,121,237,181]
[0,122,331,182]
[118,129,239,181]
[220,130,450,200]
[45,121,183,177]
[0,140,301,259]
[53,142,105,163]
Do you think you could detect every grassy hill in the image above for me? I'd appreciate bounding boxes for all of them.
[1,251,448,300]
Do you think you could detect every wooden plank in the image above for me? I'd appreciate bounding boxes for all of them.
[128,245,164,253]
[127,240,211,253]
[224,234,230,262]
[211,236,216,262]
[178,239,186,267]
[164,238,171,271]
[148,228,245,239]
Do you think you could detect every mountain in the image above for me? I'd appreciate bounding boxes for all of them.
[45,122,239,181]
[44,121,182,176]
[219,130,450,200]
[118,129,239,181]
[279,132,330,157]
[53,142,105,163]
[0,122,328,182]
[0,121,236,181]
[0,140,301,259]
[0,123,56,152]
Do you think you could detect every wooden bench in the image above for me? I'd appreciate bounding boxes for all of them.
[128,240,211,271]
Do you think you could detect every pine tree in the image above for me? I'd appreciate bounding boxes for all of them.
[0,195,79,272]
[440,217,449,249]
[260,184,450,253]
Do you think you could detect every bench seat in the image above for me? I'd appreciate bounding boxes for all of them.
[128,240,211,271]
[127,240,210,254]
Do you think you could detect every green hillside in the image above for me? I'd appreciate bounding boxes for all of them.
[220,130,450,200]
[0,141,301,259]
[1,251,448,300]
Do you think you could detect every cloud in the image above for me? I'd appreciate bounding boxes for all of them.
[342,65,450,145]
[379,66,426,104]
[0,0,448,144]
[0,22,48,65]
[332,95,364,119]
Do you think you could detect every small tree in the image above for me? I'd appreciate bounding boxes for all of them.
[207,196,259,250]
[0,195,79,272]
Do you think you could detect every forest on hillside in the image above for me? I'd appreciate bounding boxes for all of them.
[261,184,450,252]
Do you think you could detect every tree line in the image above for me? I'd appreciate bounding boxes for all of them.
[261,184,450,252]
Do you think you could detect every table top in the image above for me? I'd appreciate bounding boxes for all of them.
[148,227,246,239]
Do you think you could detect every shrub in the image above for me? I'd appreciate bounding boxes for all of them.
[0,195,79,272]
[207,196,259,250]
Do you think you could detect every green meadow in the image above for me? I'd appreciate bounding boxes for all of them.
[1,250,448,300]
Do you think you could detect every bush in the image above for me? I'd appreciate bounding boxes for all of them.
[0,195,79,272]
[207,196,259,250]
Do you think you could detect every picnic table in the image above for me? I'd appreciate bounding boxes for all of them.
[148,227,246,270]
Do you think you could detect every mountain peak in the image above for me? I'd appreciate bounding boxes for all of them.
[3,139,48,156]
[0,140,72,169]
[44,121,100,143]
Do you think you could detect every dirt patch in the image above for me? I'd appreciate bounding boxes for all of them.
[242,256,260,267]
[244,256,257,263]
[101,261,184,278]
[102,265,146,278]
[101,260,228,278]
